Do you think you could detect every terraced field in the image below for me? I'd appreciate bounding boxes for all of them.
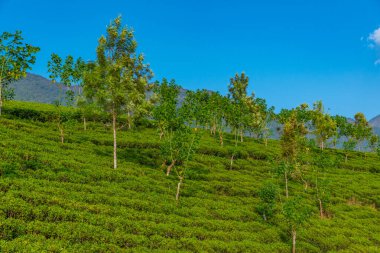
[0,102,379,252]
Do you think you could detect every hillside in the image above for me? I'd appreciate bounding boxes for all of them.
[0,101,379,252]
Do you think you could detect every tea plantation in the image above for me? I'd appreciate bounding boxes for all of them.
[0,101,379,252]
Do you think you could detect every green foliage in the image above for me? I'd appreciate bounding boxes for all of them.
[312,153,334,217]
[369,134,379,153]
[248,97,275,144]
[343,139,357,162]
[280,110,308,163]
[207,92,230,145]
[353,112,372,151]
[2,100,108,123]
[84,16,152,116]
[181,89,211,128]
[47,54,92,143]
[256,182,278,221]
[0,30,40,115]
[283,196,313,253]
[152,78,181,137]
[161,126,200,169]
[226,73,250,143]
[81,16,152,168]
[283,196,312,228]
[312,101,337,150]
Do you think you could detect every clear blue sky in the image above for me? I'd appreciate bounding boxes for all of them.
[1,0,380,119]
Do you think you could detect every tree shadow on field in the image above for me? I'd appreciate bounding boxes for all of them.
[93,147,113,158]
[0,163,19,179]
[121,147,161,167]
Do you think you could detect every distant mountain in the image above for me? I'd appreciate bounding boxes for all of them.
[12,73,63,104]
[369,115,380,127]
[11,73,188,105]
[369,115,380,136]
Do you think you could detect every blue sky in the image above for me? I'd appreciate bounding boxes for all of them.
[1,0,380,119]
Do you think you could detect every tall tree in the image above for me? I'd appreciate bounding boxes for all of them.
[208,92,229,146]
[256,181,278,221]
[48,54,86,105]
[0,31,40,116]
[313,153,333,218]
[48,54,85,143]
[283,197,312,253]
[124,54,153,130]
[278,109,309,197]
[227,73,250,143]
[280,110,308,164]
[312,101,337,150]
[161,125,200,201]
[275,161,294,199]
[248,97,275,146]
[343,138,357,163]
[369,134,379,153]
[84,16,152,169]
[181,89,210,129]
[152,78,180,140]
[333,114,358,162]
[352,112,372,151]
[71,56,92,130]
[331,115,349,148]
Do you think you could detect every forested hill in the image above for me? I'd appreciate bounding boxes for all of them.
[12,73,380,132]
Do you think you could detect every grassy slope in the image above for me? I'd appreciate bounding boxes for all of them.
[0,101,379,252]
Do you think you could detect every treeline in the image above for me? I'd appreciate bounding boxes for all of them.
[1,16,380,253]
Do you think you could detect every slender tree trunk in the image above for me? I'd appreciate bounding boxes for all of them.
[345,154,348,163]
[176,176,183,202]
[263,212,267,221]
[127,111,131,130]
[83,117,87,131]
[219,130,223,146]
[292,228,297,253]
[59,125,64,144]
[264,137,268,147]
[112,110,117,169]
[321,140,324,150]
[234,129,238,147]
[240,129,243,142]
[285,171,289,198]
[166,159,176,176]
[230,154,234,170]
[318,198,324,218]
[159,129,164,140]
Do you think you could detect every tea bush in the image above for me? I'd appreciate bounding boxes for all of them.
[0,101,379,252]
